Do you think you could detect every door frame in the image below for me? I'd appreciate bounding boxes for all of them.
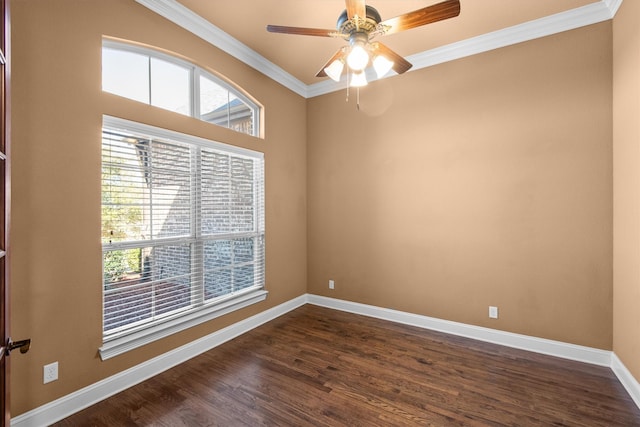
[1,0,11,424]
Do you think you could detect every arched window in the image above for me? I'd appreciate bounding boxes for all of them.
[102,40,261,138]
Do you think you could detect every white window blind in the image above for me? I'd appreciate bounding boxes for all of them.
[100,116,265,358]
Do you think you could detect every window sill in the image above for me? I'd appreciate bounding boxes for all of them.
[99,289,268,360]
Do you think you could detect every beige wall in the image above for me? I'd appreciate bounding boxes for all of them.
[9,0,307,415]
[613,0,640,380]
[308,22,613,349]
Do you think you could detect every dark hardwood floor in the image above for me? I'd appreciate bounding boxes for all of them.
[53,304,640,426]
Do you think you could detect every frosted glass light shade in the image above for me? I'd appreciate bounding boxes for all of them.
[373,55,394,78]
[347,45,369,71]
[324,60,344,82]
[350,71,368,87]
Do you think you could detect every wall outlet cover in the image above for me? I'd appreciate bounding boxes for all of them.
[489,306,499,319]
[44,361,58,384]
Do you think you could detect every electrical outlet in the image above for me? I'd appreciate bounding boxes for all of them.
[329,279,335,290]
[43,362,58,384]
[489,306,499,319]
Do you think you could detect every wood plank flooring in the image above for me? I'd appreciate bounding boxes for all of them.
[53,305,640,426]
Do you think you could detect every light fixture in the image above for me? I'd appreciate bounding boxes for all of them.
[324,59,345,82]
[373,54,393,78]
[346,33,370,72]
[347,44,369,71]
[350,70,368,87]
[331,36,394,82]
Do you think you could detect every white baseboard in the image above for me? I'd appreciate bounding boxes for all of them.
[10,295,308,427]
[611,352,640,409]
[11,293,640,425]
[307,294,612,366]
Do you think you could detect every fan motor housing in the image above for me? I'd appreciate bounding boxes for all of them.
[336,5,382,34]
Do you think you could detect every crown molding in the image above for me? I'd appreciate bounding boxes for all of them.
[604,0,624,16]
[135,0,308,98]
[401,1,616,73]
[137,0,622,99]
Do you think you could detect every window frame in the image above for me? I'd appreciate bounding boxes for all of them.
[99,115,267,360]
[102,39,261,138]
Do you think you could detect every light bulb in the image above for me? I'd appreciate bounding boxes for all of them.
[373,55,394,78]
[350,71,368,87]
[324,60,344,82]
[347,44,369,71]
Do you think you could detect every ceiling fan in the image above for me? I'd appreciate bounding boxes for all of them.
[266,0,461,87]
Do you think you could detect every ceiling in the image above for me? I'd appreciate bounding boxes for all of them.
[140,0,619,95]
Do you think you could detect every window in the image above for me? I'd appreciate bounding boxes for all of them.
[102,41,261,137]
[100,116,266,360]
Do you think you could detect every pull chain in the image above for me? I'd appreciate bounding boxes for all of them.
[346,75,350,103]
[345,71,360,111]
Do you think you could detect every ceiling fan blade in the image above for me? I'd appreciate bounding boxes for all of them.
[266,25,336,37]
[379,0,460,36]
[316,49,347,78]
[345,0,366,20]
[371,42,413,74]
